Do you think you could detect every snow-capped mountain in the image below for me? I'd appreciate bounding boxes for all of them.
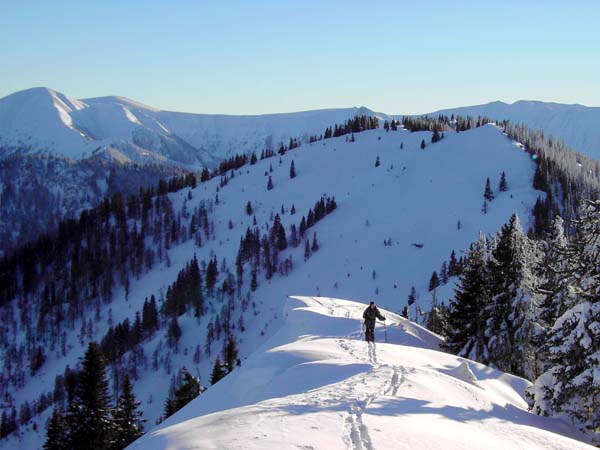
[128,296,593,450]
[421,100,600,159]
[1,123,555,449]
[0,87,384,166]
[0,87,388,255]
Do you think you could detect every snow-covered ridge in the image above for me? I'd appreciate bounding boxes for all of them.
[419,100,600,159]
[3,86,599,167]
[0,87,384,166]
[129,296,592,450]
[0,123,545,449]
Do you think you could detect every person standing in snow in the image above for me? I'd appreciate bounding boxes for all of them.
[363,301,385,342]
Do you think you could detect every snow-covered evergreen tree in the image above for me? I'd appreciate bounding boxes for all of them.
[535,215,571,367]
[443,235,492,362]
[529,200,600,441]
[486,214,541,380]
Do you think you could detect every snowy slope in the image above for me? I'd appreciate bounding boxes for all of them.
[419,100,600,159]
[128,296,592,450]
[0,124,543,449]
[0,87,90,158]
[0,87,384,166]
[85,96,388,160]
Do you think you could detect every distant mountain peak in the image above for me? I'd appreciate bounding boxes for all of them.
[82,95,160,112]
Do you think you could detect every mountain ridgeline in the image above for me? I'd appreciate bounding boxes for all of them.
[0,98,599,448]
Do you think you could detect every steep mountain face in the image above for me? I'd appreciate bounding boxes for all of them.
[0,154,190,256]
[422,100,600,159]
[128,296,593,450]
[0,87,383,166]
[0,124,547,448]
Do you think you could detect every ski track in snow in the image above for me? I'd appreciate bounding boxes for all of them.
[119,296,594,450]
[336,336,410,450]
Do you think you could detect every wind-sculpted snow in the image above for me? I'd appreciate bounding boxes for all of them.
[128,296,592,450]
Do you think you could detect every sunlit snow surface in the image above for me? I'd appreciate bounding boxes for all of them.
[129,296,592,450]
[1,123,550,449]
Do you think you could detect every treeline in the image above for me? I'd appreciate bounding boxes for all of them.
[0,175,217,433]
[0,154,193,257]
[401,114,492,133]
[322,115,379,139]
[200,154,249,182]
[441,202,600,440]
[502,121,600,235]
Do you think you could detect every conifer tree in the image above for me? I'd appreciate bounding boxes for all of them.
[440,261,449,284]
[267,176,273,190]
[499,171,508,191]
[299,216,307,239]
[311,232,319,253]
[164,368,203,419]
[426,300,447,335]
[206,256,218,294]
[407,286,417,306]
[210,358,226,385]
[375,156,380,167]
[269,214,287,251]
[428,271,440,291]
[443,236,491,362]
[537,216,571,329]
[44,409,67,450]
[448,250,459,276]
[246,201,253,215]
[223,335,239,373]
[529,201,600,436]
[290,161,296,179]
[484,177,494,201]
[420,139,426,150]
[486,214,541,379]
[167,317,182,349]
[112,375,145,450]
[401,306,409,319]
[289,224,298,248]
[304,240,311,260]
[65,342,113,450]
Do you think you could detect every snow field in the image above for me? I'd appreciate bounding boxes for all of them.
[129,296,593,450]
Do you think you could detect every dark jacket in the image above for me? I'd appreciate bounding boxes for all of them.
[363,306,385,327]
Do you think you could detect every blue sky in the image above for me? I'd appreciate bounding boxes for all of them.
[1,0,599,114]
